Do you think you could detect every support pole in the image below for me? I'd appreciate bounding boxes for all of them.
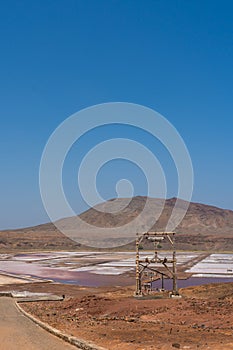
[161,274,164,291]
[135,235,141,296]
[172,250,178,295]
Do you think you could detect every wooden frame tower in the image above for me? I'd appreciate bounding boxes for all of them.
[134,232,179,297]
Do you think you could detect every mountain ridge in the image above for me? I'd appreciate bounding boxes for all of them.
[1,197,233,251]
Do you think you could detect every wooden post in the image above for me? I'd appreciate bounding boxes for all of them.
[135,235,141,296]
[161,274,164,291]
[172,250,178,295]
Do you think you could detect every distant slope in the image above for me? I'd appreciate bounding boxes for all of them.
[1,197,233,251]
[80,197,233,235]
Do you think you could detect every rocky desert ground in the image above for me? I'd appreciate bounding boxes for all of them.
[1,250,233,349]
[10,281,233,350]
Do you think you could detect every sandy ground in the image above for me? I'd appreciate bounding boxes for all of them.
[0,274,30,284]
[11,281,233,350]
[0,297,78,350]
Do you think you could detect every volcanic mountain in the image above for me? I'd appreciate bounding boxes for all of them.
[1,197,233,251]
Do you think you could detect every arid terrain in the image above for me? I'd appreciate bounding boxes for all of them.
[1,250,233,349]
[11,281,233,350]
[1,197,233,348]
[1,197,233,251]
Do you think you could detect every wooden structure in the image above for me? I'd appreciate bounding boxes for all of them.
[134,232,179,296]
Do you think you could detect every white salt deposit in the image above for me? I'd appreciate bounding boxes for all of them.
[186,254,233,276]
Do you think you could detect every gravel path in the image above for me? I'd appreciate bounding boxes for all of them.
[0,297,78,350]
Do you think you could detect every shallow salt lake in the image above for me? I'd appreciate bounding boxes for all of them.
[152,276,233,290]
[0,251,233,287]
[185,254,233,277]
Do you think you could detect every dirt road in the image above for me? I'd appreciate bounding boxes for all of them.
[0,297,78,350]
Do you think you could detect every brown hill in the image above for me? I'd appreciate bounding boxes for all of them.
[1,197,233,251]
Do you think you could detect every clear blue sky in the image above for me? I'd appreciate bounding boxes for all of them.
[0,0,232,229]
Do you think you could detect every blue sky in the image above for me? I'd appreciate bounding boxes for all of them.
[0,0,233,229]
